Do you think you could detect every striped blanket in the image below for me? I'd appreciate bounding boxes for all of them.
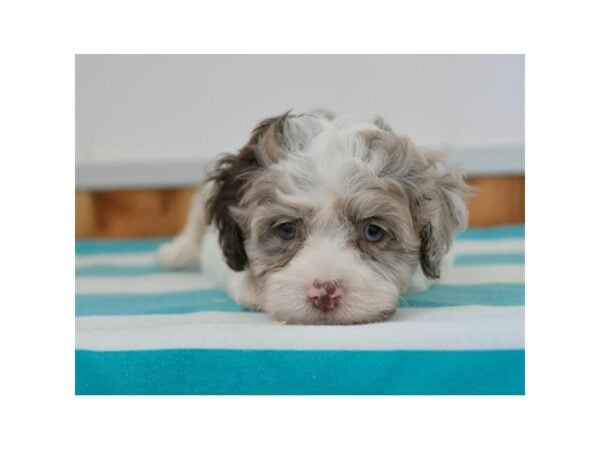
[75,225,525,395]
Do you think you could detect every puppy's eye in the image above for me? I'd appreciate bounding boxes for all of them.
[363,224,385,242]
[276,222,296,240]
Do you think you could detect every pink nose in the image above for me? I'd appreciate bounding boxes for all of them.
[308,280,344,312]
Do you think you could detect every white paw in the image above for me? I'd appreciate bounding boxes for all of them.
[235,292,261,311]
[407,266,433,292]
[225,272,261,311]
[156,237,200,269]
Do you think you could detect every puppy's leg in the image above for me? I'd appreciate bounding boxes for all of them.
[157,184,210,269]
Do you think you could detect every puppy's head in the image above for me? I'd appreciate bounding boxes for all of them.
[206,111,470,324]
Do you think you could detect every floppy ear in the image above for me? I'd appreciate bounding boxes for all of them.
[205,113,292,271]
[411,161,472,279]
[205,145,262,271]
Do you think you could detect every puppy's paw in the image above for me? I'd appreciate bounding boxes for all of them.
[407,266,433,292]
[229,283,261,311]
[225,272,261,311]
[157,237,200,269]
[235,293,261,311]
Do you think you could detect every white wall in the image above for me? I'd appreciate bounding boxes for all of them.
[76,55,524,188]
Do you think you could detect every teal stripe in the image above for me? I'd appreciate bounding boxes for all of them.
[76,238,169,255]
[76,264,197,277]
[457,225,524,240]
[76,290,245,316]
[454,253,525,265]
[76,284,523,317]
[75,349,524,395]
[401,284,524,308]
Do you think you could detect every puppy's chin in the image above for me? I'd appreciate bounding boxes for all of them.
[278,307,397,325]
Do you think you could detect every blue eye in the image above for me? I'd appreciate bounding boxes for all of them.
[276,222,296,240]
[363,224,385,242]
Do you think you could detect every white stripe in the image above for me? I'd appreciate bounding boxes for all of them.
[441,265,524,284]
[76,252,158,268]
[76,305,524,351]
[76,273,217,294]
[76,263,523,294]
[453,238,524,254]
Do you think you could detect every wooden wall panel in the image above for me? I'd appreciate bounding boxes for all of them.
[467,176,525,226]
[75,176,524,238]
[75,191,99,237]
[76,189,195,238]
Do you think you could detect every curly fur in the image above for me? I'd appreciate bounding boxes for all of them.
[158,110,472,324]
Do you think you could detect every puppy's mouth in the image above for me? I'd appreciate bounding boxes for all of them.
[279,307,397,325]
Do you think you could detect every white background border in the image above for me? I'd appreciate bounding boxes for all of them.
[2,0,599,449]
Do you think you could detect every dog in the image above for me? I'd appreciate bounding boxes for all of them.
[158,110,471,324]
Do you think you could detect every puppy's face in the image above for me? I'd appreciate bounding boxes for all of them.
[207,112,470,324]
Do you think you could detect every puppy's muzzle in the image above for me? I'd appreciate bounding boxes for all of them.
[307,279,344,312]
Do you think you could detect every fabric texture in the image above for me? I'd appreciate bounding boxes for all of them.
[75,225,525,395]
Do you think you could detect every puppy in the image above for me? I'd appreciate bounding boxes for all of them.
[158,111,471,324]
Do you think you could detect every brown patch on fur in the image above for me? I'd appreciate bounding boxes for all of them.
[248,111,292,164]
[348,218,420,287]
[336,188,419,251]
[409,169,473,278]
[205,112,306,271]
[359,129,472,279]
[418,223,439,278]
[252,217,308,278]
[351,222,402,260]
[334,188,421,288]
[205,145,263,270]
[255,243,304,278]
